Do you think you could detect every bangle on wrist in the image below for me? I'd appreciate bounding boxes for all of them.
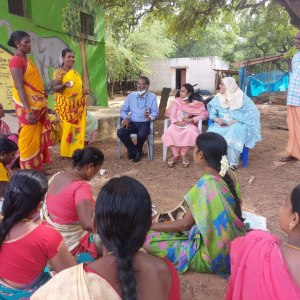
[25,108,33,114]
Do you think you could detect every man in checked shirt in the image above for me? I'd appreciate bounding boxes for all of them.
[281,31,300,162]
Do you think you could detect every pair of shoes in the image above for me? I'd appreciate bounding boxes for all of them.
[280,156,297,162]
[127,152,136,160]
[167,157,178,167]
[132,152,143,162]
[182,157,190,168]
[153,201,188,223]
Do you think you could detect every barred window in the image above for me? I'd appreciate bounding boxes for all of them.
[8,0,25,17]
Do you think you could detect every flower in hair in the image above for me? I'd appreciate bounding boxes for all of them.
[219,155,229,177]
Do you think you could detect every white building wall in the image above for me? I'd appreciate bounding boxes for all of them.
[146,56,229,93]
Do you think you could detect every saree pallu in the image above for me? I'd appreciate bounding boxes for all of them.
[31,264,121,300]
[42,201,98,262]
[54,69,86,157]
[144,174,246,275]
[12,58,51,170]
[226,230,300,300]
[0,272,50,300]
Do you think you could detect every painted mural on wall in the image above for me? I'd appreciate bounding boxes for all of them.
[0,45,13,110]
[0,0,107,109]
[0,19,69,91]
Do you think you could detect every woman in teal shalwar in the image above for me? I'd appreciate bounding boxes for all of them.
[144,132,246,275]
[207,77,261,169]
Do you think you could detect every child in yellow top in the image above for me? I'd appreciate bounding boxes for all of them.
[0,138,18,198]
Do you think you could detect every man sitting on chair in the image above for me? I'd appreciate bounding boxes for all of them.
[117,76,159,162]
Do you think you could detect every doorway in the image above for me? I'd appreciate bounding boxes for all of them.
[175,68,186,89]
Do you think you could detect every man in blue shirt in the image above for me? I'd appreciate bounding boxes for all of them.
[117,76,159,162]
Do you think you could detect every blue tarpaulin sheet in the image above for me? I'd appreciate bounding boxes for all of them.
[239,69,289,97]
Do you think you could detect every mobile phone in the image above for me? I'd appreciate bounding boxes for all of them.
[220,123,228,127]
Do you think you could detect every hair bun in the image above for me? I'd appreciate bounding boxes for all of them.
[7,38,15,48]
[72,149,84,162]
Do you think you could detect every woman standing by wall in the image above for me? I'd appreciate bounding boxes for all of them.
[52,48,97,158]
[8,31,51,170]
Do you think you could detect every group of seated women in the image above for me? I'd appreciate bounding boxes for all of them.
[0,76,298,299]
[0,133,298,299]
[163,77,261,169]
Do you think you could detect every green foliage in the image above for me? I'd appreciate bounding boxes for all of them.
[105,19,175,80]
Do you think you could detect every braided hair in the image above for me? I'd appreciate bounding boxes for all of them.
[0,170,48,248]
[195,132,243,221]
[95,176,152,300]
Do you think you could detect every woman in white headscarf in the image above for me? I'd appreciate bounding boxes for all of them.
[207,77,261,168]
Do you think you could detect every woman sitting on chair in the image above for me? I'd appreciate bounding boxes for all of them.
[207,77,261,169]
[42,147,104,262]
[162,83,208,167]
[145,132,246,275]
[32,176,180,300]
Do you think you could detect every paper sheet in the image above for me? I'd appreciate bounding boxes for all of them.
[242,211,268,231]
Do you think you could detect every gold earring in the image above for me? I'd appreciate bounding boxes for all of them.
[289,222,294,231]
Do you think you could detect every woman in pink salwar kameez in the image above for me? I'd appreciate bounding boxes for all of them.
[163,84,208,167]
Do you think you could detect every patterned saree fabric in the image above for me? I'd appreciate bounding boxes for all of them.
[144,174,246,275]
[11,58,50,170]
[53,68,86,157]
[0,273,50,300]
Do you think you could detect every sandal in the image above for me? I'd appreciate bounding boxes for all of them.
[182,157,190,168]
[280,156,297,162]
[153,201,188,223]
[167,157,178,167]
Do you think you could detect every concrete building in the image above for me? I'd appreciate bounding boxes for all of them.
[0,0,107,110]
[146,56,229,93]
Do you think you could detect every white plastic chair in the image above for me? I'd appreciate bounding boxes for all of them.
[117,118,154,161]
[162,119,202,161]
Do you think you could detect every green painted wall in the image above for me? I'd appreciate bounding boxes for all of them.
[0,0,107,108]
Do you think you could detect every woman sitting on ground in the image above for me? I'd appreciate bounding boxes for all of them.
[0,103,19,169]
[163,83,208,167]
[0,138,18,199]
[144,132,246,275]
[207,77,261,169]
[0,170,75,299]
[42,146,104,262]
[32,176,180,300]
[226,184,300,299]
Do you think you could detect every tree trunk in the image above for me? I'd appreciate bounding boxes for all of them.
[80,38,93,105]
[276,0,300,28]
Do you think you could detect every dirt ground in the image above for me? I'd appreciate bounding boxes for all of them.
[48,104,300,299]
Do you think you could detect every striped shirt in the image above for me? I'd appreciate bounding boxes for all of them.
[287,51,300,106]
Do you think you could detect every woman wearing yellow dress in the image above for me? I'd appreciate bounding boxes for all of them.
[52,48,97,157]
[8,31,51,170]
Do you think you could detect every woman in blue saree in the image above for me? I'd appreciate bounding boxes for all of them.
[207,77,261,168]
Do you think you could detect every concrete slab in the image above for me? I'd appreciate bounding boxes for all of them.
[3,95,171,140]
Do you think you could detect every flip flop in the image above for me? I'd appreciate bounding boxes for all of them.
[280,156,297,162]
[153,201,188,223]
[182,158,190,168]
[167,157,178,167]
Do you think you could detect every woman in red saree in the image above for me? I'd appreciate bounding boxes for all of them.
[8,31,51,170]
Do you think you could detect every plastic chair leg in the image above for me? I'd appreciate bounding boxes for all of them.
[241,146,249,168]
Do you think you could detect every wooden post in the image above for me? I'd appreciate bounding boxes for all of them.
[159,88,171,119]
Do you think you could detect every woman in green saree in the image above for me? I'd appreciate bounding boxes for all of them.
[144,132,246,275]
